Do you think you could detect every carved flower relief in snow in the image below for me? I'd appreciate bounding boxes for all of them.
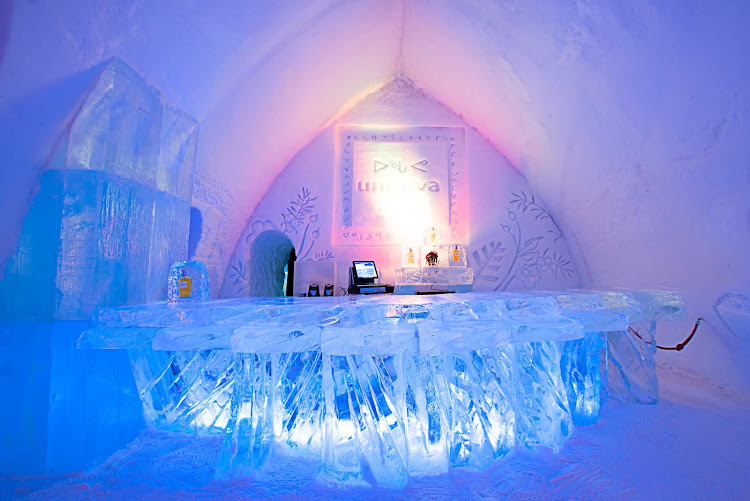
[470,191,576,291]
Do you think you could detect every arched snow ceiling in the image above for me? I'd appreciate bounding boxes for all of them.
[1,0,749,386]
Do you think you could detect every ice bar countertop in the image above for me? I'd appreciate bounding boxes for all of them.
[79,289,685,487]
[79,290,685,353]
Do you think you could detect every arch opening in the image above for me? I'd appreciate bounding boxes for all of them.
[248,230,295,297]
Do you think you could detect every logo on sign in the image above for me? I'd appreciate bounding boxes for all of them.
[373,159,428,173]
[358,158,440,193]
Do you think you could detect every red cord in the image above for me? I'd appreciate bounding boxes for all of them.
[627,317,703,351]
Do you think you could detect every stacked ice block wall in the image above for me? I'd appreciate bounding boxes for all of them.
[0,58,198,474]
[1,58,198,320]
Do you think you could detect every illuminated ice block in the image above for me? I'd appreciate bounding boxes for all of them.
[401,247,420,268]
[559,332,602,425]
[444,245,467,267]
[514,341,573,450]
[216,353,274,476]
[394,266,474,286]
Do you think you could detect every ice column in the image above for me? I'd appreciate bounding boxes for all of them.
[514,341,573,451]
[559,332,602,425]
[319,325,414,488]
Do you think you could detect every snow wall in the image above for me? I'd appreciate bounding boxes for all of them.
[220,77,580,296]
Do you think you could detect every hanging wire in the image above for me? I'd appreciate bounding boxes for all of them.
[627,317,703,351]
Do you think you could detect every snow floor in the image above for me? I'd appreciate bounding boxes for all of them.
[4,365,749,500]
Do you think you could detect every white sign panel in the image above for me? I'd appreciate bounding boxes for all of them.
[334,126,467,246]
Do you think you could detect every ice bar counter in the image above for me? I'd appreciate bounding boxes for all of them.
[79,290,685,487]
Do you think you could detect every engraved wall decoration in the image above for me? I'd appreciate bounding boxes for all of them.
[470,191,575,291]
[220,186,331,297]
[334,126,468,247]
[220,79,581,297]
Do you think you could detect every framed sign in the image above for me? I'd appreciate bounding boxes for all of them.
[333,126,467,246]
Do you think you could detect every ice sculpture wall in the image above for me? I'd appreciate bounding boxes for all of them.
[1,58,198,320]
[0,58,197,474]
[221,78,580,297]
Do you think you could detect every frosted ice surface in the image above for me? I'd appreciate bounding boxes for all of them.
[80,290,683,485]
[549,292,636,332]
[78,326,160,350]
[232,325,322,354]
[394,266,475,286]
[716,293,750,312]
[627,290,686,322]
[64,58,198,199]
[555,291,641,316]
[322,325,417,356]
[158,103,199,200]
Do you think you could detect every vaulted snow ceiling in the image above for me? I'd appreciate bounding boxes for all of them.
[1,1,749,385]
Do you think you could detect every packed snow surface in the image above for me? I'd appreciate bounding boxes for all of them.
[4,366,748,500]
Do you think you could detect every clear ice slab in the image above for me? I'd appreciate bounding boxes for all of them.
[604,322,659,404]
[394,266,475,286]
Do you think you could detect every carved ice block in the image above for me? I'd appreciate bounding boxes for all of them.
[394,266,474,285]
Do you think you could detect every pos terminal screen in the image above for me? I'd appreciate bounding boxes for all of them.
[352,261,378,282]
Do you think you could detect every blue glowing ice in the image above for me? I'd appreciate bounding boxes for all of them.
[79,290,685,487]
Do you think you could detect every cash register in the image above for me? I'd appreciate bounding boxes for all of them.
[347,260,394,295]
